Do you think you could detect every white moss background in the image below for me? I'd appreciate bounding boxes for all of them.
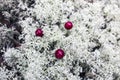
[1,0,120,80]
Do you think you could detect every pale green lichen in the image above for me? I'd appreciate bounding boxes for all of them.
[1,0,120,80]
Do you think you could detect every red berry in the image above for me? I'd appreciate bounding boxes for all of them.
[64,21,73,30]
[35,28,43,37]
[55,49,65,59]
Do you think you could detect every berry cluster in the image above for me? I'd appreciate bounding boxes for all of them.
[35,21,73,59]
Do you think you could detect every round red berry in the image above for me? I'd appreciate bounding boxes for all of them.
[35,28,43,37]
[64,21,73,30]
[55,49,65,59]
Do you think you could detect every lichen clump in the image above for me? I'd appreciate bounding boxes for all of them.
[1,0,120,80]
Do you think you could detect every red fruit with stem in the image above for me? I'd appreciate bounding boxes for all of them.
[35,28,43,37]
[64,21,73,30]
[55,49,65,59]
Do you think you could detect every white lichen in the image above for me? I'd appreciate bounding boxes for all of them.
[1,0,120,80]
